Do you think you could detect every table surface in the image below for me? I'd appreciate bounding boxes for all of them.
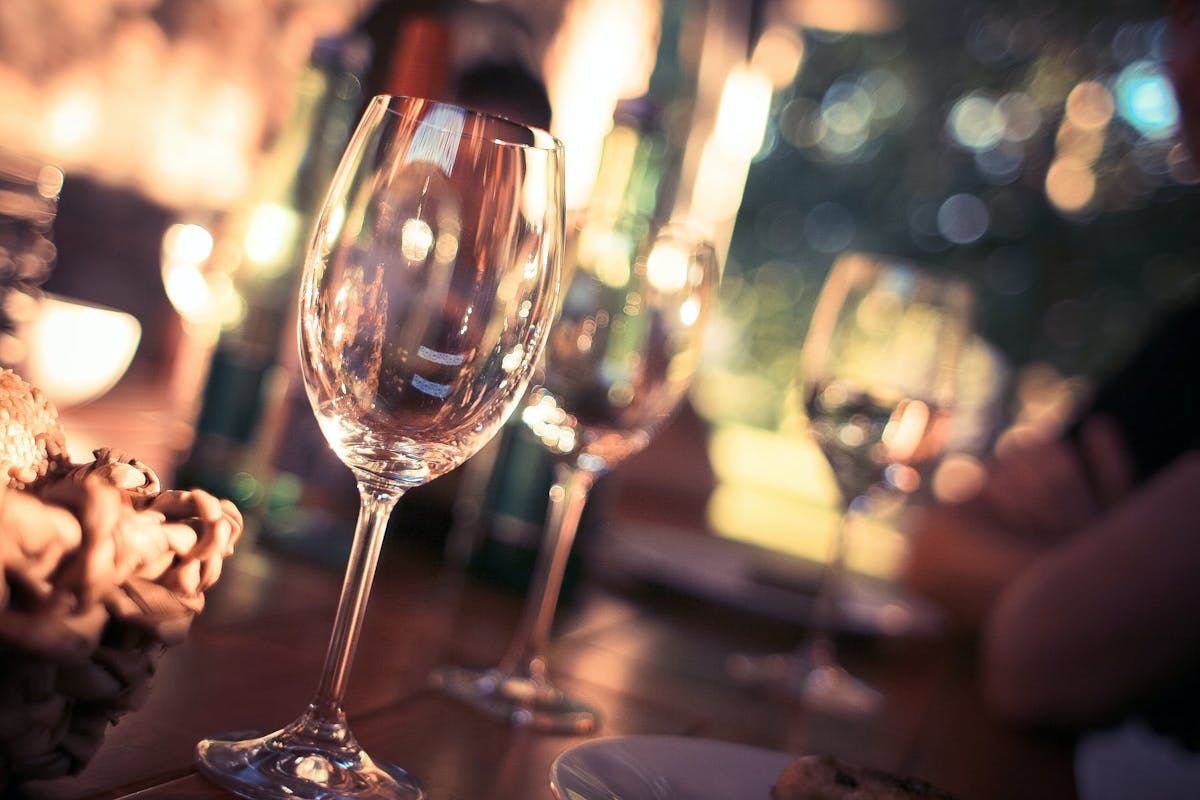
[14,383,1079,800]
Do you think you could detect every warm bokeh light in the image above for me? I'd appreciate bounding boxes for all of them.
[712,66,774,162]
[686,65,772,236]
[705,423,906,580]
[577,225,635,289]
[931,452,986,502]
[784,0,901,34]
[1055,119,1106,165]
[17,294,141,408]
[0,1,363,210]
[1065,80,1115,130]
[544,0,662,210]
[245,204,302,273]
[164,222,215,264]
[751,25,805,90]
[400,217,435,263]
[1045,156,1097,214]
[646,238,690,292]
[161,221,245,328]
[46,85,101,161]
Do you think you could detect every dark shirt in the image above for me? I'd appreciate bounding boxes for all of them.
[1069,295,1200,483]
[1067,295,1200,750]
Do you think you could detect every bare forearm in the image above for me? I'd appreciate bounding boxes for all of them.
[983,452,1200,726]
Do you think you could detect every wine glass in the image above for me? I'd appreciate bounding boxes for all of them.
[727,253,972,716]
[195,96,564,799]
[431,221,719,733]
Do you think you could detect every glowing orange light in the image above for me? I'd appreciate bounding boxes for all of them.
[785,0,900,34]
[752,26,805,89]
[1045,157,1096,213]
[1065,80,1115,130]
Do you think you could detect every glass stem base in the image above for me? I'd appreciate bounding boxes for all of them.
[429,663,598,735]
[726,639,882,718]
[195,708,423,800]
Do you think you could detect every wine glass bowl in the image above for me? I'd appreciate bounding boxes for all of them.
[195,96,563,799]
[800,254,970,503]
[432,221,718,733]
[524,223,715,471]
[300,100,562,487]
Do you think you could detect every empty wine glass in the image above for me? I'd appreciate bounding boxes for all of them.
[727,253,972,716]
[431,221,719,733]
[195,96,563,799]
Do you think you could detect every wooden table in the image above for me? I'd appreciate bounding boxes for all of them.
[14,530,1075,800]
[13,382,1078,800]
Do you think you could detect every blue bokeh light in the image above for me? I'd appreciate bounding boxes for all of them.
[1114,60,1179,139]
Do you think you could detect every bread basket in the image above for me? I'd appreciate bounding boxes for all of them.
[0,370,243,785]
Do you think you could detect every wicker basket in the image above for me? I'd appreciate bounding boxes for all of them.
[0,373,243,786]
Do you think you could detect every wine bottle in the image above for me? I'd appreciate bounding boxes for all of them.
[174,34,370,523]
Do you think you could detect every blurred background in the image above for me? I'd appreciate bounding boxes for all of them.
[0,0,1196,618]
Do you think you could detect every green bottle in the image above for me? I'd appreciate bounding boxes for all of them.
[175,35,370,522]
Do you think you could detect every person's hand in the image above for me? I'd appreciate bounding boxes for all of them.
[976,414,1134,544]
[902,413,1135,628]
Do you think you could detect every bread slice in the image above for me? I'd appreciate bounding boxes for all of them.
[771,754,957,800]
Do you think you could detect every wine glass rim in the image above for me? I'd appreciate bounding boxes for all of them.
[371,94,563,152]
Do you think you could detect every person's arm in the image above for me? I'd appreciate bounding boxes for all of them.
[983,451,1200,726]
[902,416,1133,629]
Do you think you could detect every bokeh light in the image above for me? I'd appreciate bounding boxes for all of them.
[948,92,1006,152]
[804,202,856,252]
[975,141,1024,183]
[1044,156,1097,214]
[998,91,1042,141]
[1065,80,1114,130]
[752,25,805,89]
[859,68,907,120]
[936,193,990,243]
[1114,60,1179,139]
[818,78,874,157]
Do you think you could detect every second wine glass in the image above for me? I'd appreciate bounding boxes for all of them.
[728,253,972,716]
[431,221,719,733]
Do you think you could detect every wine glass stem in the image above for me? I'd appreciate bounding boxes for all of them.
[309,479,402,721]
[499,462,594,679]
[805,498,862,668]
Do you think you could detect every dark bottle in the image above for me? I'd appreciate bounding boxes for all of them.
[440,0,701,594]
[444,95,675,595]
[252,11,460,562]
[174,35,370,519]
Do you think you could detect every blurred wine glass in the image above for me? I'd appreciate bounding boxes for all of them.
[728,253,972,716]
[194,95,564,799]
[431,221,719,734]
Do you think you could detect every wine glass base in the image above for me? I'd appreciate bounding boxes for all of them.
[195,725,423,800]
[430,664,598,735]
[726,652,882,718]
[800,662,883,717]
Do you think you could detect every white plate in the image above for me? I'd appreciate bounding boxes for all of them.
[550,735,795,800]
